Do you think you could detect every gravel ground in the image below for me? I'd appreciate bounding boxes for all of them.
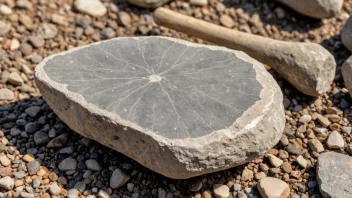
[0,0,352,197]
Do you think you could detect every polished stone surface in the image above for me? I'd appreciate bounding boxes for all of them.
[44,37,262,139]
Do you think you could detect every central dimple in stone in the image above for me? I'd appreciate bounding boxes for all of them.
[149,74,162,82]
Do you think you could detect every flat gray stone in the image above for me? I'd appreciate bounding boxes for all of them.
[85,159,102,171]
[35,36,285,179]
[127,0,170,8]
[110,168,130,189]
[26,160,40,175]
[58,157,77,171]
[342,16,352,53]
[317,152,352,198]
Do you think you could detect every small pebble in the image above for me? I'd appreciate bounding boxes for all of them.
[268,154,283,168]
[190,0,208,6]
[327,131,345,149]
[110,168,130,189]
[213,184,230,198]
[0,176,14,190]
[296,155,308,168]
[74,0,107,17]
[58,157,77,171]
[257,177,289,198]
[85,159,102,171]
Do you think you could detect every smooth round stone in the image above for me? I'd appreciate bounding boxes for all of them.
[26,160,40,175]
[0,20,11,36]
[49,183,61,195]
[74,181,86,192]
[38,23,58,39]
[190,0,208,6]
[74,0,107,17]
[25,122,37,134]
[35,37,285,179]
[0,88,14,100]
[299,114,312,124]
[308,181,317,189]
[0,4,12,15]
[10,39,20,51]
[85,159,102,171]
[47,133,68,147]
[25,106,41,117]
[0,156,11,166]
[101,28,116,39]
[98,190,109,198]
[220,15,235,28]
[67,189,79,198]
[237,191,247,198]
[58,157,77,171]
[110,168,130,189]
[308,139,324,153]
[0,176,14,190]
[60,146,74,154]
[33,131,50,145]
[8,72,24,86]
[10,128,22,136]
[326,131,344,149]
[257,177,289,198]
[213,184,230,198]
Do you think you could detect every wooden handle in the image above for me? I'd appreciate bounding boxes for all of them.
[153,7,271,60]
[154,8,337,97]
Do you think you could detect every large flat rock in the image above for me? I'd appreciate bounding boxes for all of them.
[35,36,285,179]
[317,152,352,198]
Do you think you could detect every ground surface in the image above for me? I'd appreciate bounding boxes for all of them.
[0,0,352,197]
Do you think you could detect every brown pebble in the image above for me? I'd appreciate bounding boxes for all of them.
[282,162,292,173]
[0,167,12,177]
[60,188,68,196]
[41,193,50,198]
[241,168,253,181]
[28,36,45,48]
[220,14,235,28]
[202,190,212,198]
[291,171,301,179]
[19,43,33,56]
[118,12,131,27]
[254,172,266,180]
[330,123,340,131]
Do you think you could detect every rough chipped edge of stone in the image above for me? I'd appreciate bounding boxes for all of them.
[35,36,284,149]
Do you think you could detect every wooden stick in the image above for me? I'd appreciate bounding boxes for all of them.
[154,8,336,97]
